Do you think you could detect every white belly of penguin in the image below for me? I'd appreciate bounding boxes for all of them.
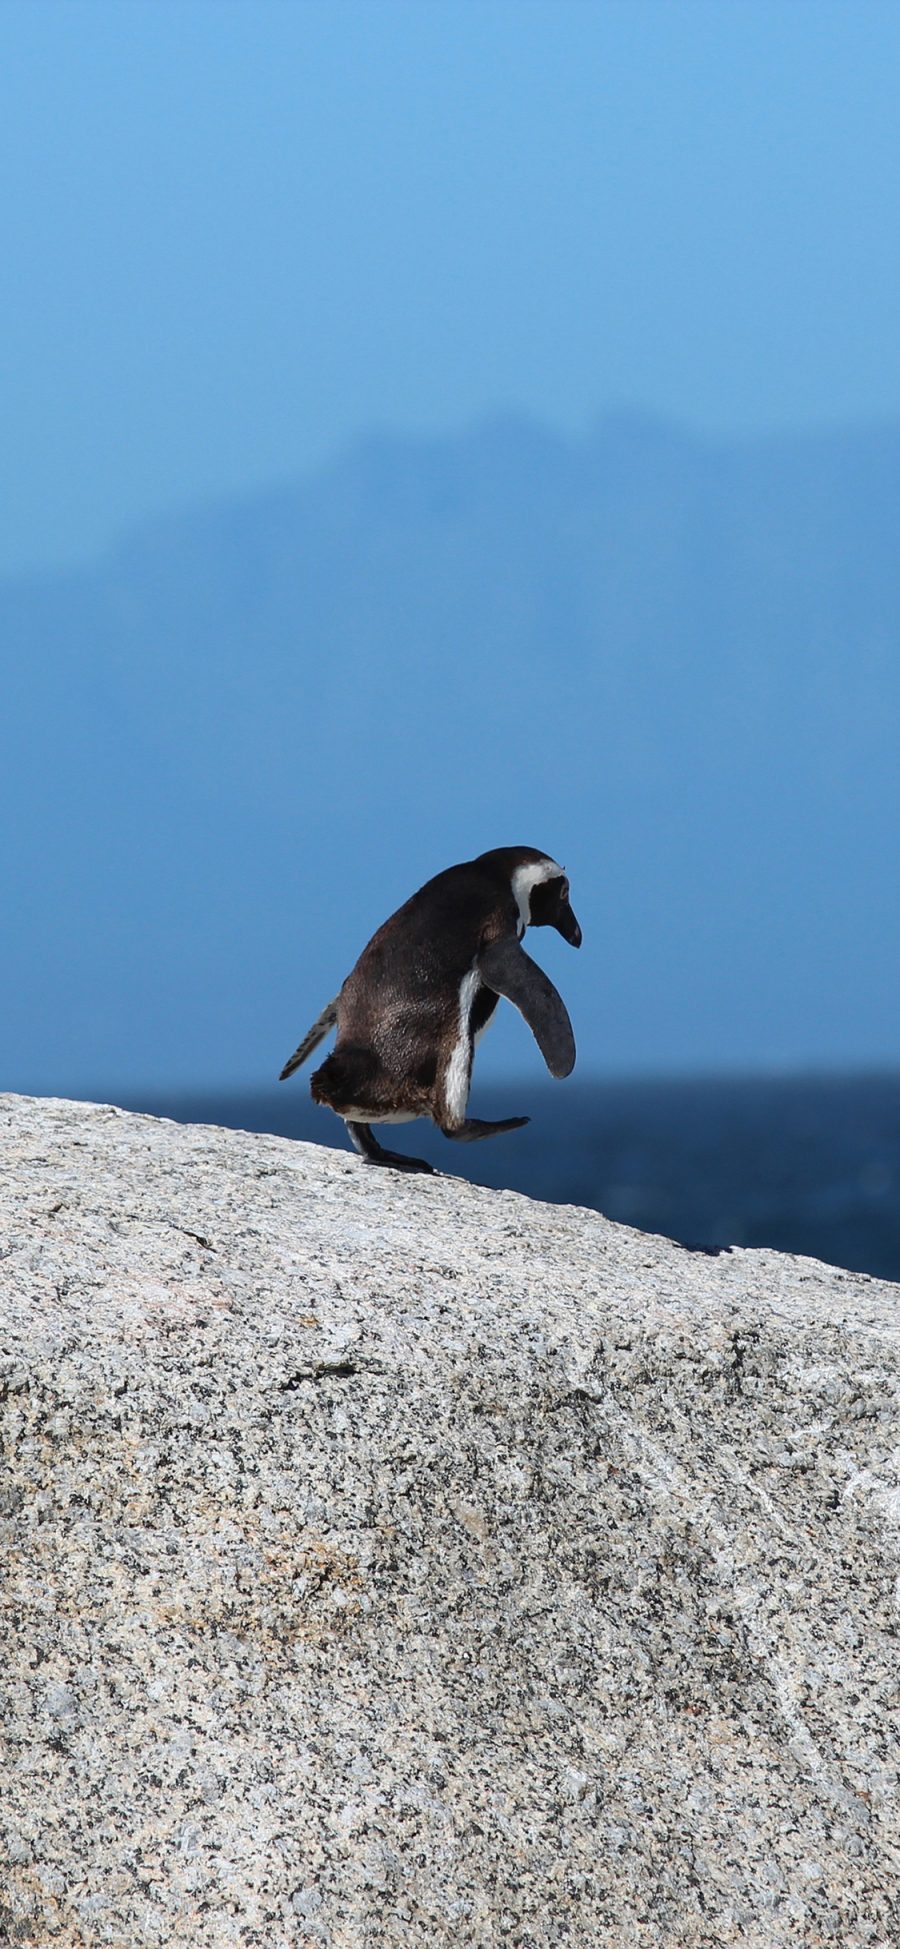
[341,1106,418,1125]
[443,966,482,1123]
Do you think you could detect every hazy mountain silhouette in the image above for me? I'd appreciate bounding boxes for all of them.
[3,411,899,1090]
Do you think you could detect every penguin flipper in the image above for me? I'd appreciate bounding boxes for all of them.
[478,939,576,1078]
[278,996,340,1081]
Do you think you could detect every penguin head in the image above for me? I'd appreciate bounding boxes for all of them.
[503,851,583,947]
[526,869,582,947]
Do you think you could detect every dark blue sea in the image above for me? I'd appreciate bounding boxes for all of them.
[105,1074,900,1286]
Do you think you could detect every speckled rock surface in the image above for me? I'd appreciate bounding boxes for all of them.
[1,1093,899,1948]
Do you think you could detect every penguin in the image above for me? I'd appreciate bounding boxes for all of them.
[278,846,582,1174]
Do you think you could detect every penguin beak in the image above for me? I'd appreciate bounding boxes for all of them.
[556,901,582,948]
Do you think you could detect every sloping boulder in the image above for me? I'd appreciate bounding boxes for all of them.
[1,1093,898,1947]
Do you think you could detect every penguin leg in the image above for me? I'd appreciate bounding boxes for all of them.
[345,1121,435,1175]
[439,1116,530,1143]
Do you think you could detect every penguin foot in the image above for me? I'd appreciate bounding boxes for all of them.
[345,1121,435,1175]
[441,1116,530,1144]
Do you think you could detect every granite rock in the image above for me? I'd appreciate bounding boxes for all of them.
[1,1092,899,1948]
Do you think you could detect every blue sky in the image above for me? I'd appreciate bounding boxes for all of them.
[3,0,900,576]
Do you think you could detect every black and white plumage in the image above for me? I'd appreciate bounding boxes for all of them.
[278,846,582,1174]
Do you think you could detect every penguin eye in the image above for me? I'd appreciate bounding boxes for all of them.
[559,879,569,902]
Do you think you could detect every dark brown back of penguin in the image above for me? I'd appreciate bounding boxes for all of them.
[311,852,526,1109]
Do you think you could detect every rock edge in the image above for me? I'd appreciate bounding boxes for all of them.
[1,1092,899,1949]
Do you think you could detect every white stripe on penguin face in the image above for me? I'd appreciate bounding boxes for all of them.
[510,858,563,937]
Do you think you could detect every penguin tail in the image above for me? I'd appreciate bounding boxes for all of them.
[278,996,340,1081]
